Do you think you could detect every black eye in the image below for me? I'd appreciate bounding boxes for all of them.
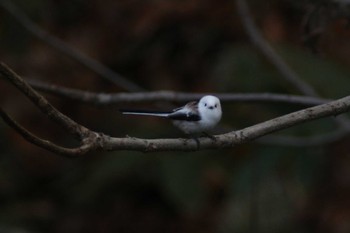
[204,103,207,107]
[215,104,217,108]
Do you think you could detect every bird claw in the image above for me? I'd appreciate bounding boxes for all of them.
[193,137,200,149]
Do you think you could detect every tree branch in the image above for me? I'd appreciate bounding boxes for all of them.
[0,0,144,92]
[0,62,89,140]
[27,79,330,106]
[1,62,350,155]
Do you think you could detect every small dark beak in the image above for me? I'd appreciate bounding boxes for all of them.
[208,106,214,110]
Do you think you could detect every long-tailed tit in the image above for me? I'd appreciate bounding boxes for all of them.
[120,95,222,135]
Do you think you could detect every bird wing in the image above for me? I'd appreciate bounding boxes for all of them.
[167,101,201,121]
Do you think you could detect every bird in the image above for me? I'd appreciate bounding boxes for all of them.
[120,95,222,135]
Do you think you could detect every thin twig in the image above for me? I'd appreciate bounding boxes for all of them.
[0,109,96,157]
[235,0,318,96]
[27,79,330,106]
[0,0,144,92]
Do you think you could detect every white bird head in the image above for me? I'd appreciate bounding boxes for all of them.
[198,95,222,125]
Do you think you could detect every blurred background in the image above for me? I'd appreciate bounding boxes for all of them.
[1,0,350,232]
